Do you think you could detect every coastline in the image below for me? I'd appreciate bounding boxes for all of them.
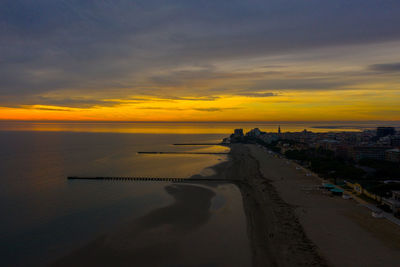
[53,142,400,266]
[222,144,326,266]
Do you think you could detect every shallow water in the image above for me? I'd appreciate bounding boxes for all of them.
[0,130,251,266]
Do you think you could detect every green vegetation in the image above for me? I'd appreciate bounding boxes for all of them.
[284,148,365,181]
[368,183,400,197]
[284,149,309,161]
[357,194,380,205]
[237,136,399,183]
[359,159,400,179]
[310,158,365,180]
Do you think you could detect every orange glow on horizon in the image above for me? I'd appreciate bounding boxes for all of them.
[1,89,399,122]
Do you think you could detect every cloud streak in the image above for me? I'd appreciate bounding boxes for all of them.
[369,63,400,72]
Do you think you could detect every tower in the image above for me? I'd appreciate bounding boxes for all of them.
[278,125,281,134]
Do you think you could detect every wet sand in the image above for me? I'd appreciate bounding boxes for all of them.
[53,178,250,266]
[224,144,326,267]
[53,185,215,266]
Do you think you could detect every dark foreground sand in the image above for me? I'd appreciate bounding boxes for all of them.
[222,144,326,267]
[53,144,400,267]
[53,183,251,267]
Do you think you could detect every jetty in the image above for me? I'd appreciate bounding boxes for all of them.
[67,176,232,182]
[137,152,229,155]
[173,143,222,146]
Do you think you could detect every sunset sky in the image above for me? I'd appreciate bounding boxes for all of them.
[1,1,400,121]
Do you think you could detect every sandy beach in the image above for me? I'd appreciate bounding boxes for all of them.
[248,144,400,266]
[224,144,326,267]
[53,143,400,267]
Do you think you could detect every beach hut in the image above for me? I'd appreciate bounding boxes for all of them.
[330,188,344,196]
[322,183,335,190]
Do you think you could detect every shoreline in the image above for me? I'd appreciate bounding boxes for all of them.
[190,144,327,266]
[53,142,400,266]
[222,144,327,266]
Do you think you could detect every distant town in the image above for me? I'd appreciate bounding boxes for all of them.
[224,126,400,218]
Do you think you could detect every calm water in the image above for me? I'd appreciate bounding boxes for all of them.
[2,121,399,134]
[0,129,252,266]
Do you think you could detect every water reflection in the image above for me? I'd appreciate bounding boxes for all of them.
[0,121,383,134]
[54,183,251,267]
[0,131,248,266]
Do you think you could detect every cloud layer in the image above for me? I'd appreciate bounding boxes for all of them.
[1,1,400,119]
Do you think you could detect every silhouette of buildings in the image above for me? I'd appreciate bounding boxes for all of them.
[377,127,395,138]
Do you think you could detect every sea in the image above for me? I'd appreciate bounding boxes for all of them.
[0,121,398,266]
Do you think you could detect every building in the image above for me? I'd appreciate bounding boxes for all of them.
[234,129,244,137]
[382,190,400,214]
[386,148,400,163]
[377,127,396,138]
[391,136,400,147]
[230,128,244,143]
[246,128,263,137]
[393,191,400,201]
[377,136,392,146]
[316,139,340,151]
[260,133,279,144]
[351,146,389,161]
[335,144,350,159]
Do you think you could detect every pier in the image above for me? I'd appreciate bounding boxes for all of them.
[173,143,222,146]
[67,176,233,182]
[137,152,229,155]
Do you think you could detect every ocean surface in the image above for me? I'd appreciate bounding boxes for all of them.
[0,121,398,266]
[2,121,399,134]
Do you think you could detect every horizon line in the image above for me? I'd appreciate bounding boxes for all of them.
[0,120,399,124]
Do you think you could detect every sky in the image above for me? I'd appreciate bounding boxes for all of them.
[1,0,400,121]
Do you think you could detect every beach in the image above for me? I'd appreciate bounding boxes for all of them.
[248,144,400,266]
[53,143,400,266]
[223,144,326,266]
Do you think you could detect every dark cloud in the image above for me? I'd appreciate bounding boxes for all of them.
[1,0,400,106]
[368,63,400,72]
[135,107,185,111]
[0,93,222,109]
[0,96,126,109]
[249,78,353,90]
[237,92,276,97]
[18,106,75,112]
[159,96,220,101]
[135,107,241,112]
[193,107,241,112]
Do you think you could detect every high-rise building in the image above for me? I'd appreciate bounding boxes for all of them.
[391,136,400,147]
[386,149,400,163]
[351,146,389,161]
[234,129,244,137]
[246,128,263,137]
[377,127,395,138]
